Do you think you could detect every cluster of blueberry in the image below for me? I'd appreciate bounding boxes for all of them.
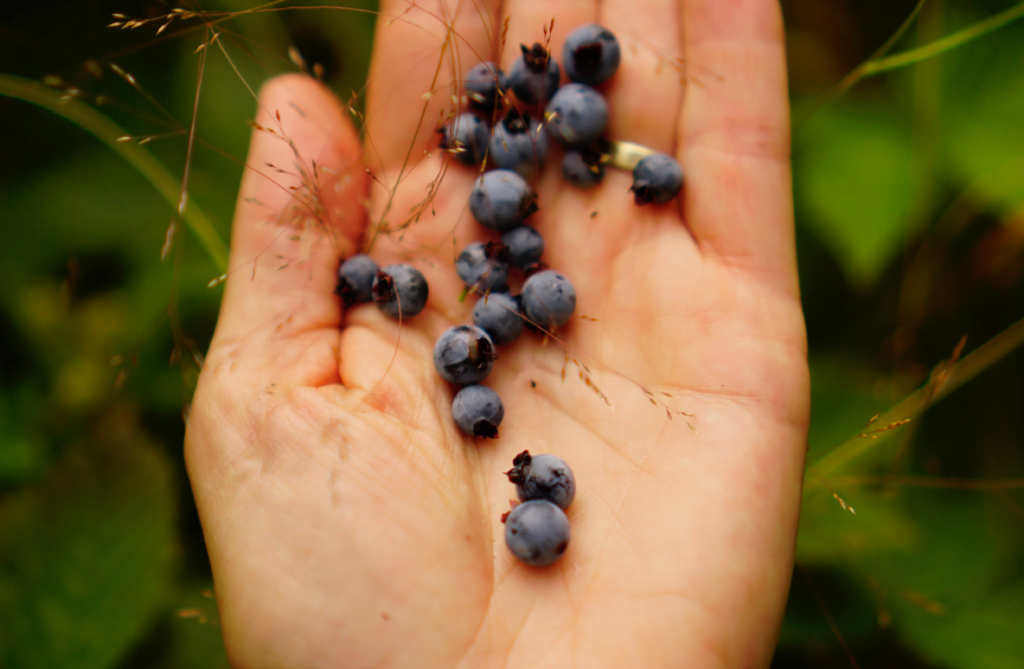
[502,451,576,567]
[335,24,683,567]
[334,256,429,320]
[432,24,683,441]
[440,24,683,202]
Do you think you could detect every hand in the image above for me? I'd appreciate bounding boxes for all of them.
[185,1,808,667]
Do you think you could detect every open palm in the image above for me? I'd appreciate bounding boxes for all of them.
[185,0,809,667]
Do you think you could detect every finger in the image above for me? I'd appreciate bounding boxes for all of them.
[680,0,797,295]
[364,0,501,172]
[215,74,367,342]
[601,0,684,151]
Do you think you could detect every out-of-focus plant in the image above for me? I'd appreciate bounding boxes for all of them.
[3,1,1024,667]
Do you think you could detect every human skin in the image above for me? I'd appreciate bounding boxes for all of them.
[184,0,810,667]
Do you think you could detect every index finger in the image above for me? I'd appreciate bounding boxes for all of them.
[364,0,501,173]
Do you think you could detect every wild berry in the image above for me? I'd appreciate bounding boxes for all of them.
[469,170,538,233]
[508,43,560,104]
[501,226,544,269]
[433,325,498,385]
[506,450,576,510]
[521,270,576,330]
[472,292,524,345]
[451,384,504,437]
[371,264,429,319]
[335,254,378,307]
[562,142,607,188]
[488,110,549,177]
[464,61,507,110]
[504,499,570,567]
[545,83,608,147]
[563,24,621,86]
[438,113,490,165]
[456,242,510,292]
[631,153,684,205]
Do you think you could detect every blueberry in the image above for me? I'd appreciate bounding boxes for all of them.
[504,500,570,567]
[562,144,607,188]
[488,110,549,177]
[472,292,523,345]
[505,450,576,510]
[334,254,379,307]
[508,43,560,104]
[451,384,504,438]
[456,242,510,292]
[433,325,497,385]
[464,61,507,110]
[371,264,429,319]
[562,24,620,86]
[438,113,490,165]
[521,270,576,330]
[545,84,608,147]
[501,226,544,269]
[631,153,683,205]
[469,170,538,233]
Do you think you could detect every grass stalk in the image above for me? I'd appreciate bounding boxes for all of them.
[807,316,1024,483]
[0,74,229,272]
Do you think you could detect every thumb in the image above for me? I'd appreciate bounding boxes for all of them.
[214,73,368,343]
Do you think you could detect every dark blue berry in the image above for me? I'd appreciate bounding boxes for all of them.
[488,110,549,177]
[469,170,538,233]
[456,242,509,292]
[504,500,570,567]
[371,264,429,319]
[452,384,504,438]
[521,270,576,330]
[545,84,608,147]
[631,153,683,205]
[563,24,620,86]
[508,43,560,104]
[562,146,605,188]
[472,292,523,345]
[335,254,378,307]
[506,450,576,510]
[433,325,497,385]
[438,113,490,165]
[465,61,507,110]
[501,226,544,268]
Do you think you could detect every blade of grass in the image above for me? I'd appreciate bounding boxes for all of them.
[864,0,1024,75]
[798,0,1024,130]
[0,74,228,272]
[806,315,1024,483]
[797,0,926,129]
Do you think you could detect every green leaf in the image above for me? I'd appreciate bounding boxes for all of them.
[795,98,916,287]
[796,484,1021,667]
[897,579,1024,669]
[0,438,178,669]
[942,20,1024,213]
[0,397,46,483]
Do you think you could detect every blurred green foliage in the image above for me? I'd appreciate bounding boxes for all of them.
[2,0,1024,667]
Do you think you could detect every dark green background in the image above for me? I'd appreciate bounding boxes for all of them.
[3,1,1024,667]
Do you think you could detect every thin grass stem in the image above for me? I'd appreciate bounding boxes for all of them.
[807,315,1024,482]
[864,0,1024,75]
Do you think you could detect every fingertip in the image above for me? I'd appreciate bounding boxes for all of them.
[216,74,369,342]
[236,72,367,247]
[254,73,361,165]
